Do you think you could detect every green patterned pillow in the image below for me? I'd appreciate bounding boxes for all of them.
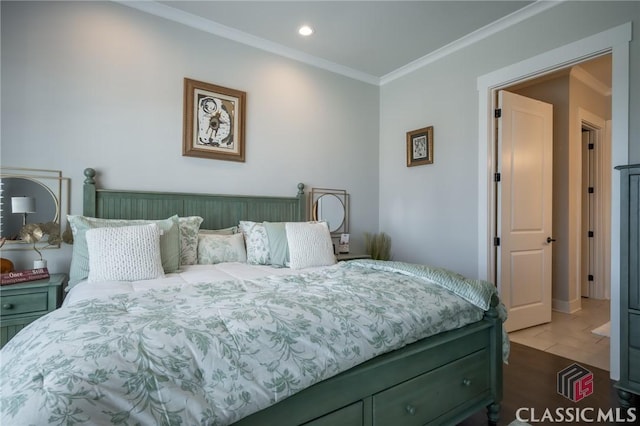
[178,216,204,265]
[67,215,180,286]
[199,226,237,235]
[239,221,271,265]
[197,233,246,264]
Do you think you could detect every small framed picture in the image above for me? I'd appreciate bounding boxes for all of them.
[183,78,246,162]
[406,126,434,167]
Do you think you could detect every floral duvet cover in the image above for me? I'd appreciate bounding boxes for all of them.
[0,260,497,425]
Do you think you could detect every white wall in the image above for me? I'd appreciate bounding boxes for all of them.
[379,1,639,279]
[0,1,380,271]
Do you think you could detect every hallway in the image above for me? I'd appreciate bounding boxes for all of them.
[508,298,610,371]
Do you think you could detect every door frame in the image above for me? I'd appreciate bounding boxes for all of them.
[579,109,611,301]
[476,23,631,379]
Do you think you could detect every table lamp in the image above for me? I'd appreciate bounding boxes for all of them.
[11,196,36,226]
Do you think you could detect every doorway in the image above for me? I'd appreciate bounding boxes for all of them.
[499,55,612,333]
[476,22,630,378]
[501,57,613,368]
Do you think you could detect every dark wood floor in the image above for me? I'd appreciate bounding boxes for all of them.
[459,342,639,425]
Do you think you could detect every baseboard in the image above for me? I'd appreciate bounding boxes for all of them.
[552,298,582,313]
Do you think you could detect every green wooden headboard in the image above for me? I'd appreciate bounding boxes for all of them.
[82,168,305,229]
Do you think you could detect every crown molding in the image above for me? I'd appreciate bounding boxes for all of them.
[571,65,612,96]
[379,0,561,85]
[116,0,560,87]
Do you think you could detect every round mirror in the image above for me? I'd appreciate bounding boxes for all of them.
[313,193,345,232]
[1,177,58,240]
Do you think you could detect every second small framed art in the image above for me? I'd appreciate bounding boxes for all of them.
[406,126,434,167]
[183,78,246,162]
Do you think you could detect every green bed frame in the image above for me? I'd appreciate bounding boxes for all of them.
[82,167,502,425]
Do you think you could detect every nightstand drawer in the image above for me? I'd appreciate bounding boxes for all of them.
[1,291,49,317]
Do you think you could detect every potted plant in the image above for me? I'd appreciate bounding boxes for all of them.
[18,222,72,269]
[364,232,392,261]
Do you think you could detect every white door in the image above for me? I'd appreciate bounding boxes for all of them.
[497,90,553,332]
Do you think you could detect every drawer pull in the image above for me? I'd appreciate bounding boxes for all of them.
[2,303,13,310]
[405,404,416,416]
[462,378,472,387]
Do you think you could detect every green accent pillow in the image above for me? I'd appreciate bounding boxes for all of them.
[67,215,180,286]
[264,222,289,267]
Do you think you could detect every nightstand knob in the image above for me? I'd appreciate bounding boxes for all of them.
[462,378,472,387]
[405,404,416,416]
[2,303,13,310]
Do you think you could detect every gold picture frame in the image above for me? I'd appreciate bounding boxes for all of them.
[183,78,246,162]
[406,126,434,167]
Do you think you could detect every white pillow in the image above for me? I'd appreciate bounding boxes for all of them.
[86,224,165,282]
[285,222,336,269]
[197,233,247,264]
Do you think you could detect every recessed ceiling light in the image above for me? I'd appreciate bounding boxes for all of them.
[298,25,314,36]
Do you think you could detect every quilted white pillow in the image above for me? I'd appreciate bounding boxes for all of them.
[86,224,165,282]
[285,222,336,269]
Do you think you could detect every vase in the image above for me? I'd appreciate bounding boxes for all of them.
[33,259,47,269]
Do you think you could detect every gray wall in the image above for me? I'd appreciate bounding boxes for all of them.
[378,1,638,379]
[379,1,638,278]
[1,1,379,269]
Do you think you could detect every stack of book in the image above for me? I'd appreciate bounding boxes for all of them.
[0,268,50,286]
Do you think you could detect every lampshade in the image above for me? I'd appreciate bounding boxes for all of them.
[11,196,36,214]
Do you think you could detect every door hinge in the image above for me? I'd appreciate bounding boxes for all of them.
[588,275,594,281]
[588,143,595,150]
[494,109,502,118]
[588,187,594,194]
[494,237,501,246]
[588,231,594,238]
[494,172,501,182]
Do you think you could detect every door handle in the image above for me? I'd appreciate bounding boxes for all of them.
[547,237,556,243]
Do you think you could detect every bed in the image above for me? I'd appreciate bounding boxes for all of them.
[0,168,505,425]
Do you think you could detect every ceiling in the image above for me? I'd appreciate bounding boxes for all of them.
[124,1,554,84]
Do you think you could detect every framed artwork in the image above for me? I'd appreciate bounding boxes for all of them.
[406,126,434,167]
[183,78,246,162]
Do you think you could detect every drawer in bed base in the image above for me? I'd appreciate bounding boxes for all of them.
[372,349,491,426]
[303,401,363,426]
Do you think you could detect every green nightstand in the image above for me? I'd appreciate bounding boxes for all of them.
[0,273,67,348]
